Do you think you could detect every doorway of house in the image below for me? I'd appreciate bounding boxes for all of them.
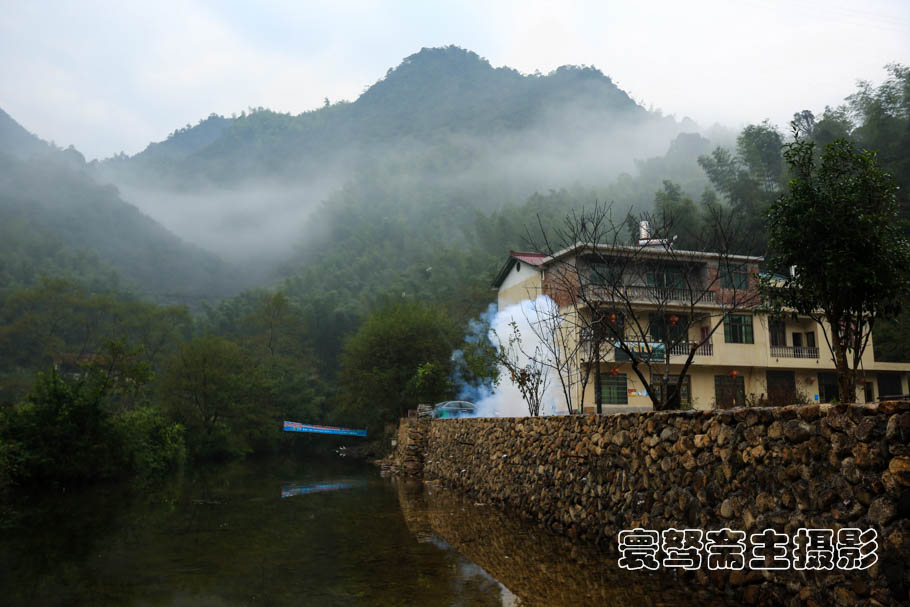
[766,370,796,406]
[863,380,874,403]
[818,372,838,403]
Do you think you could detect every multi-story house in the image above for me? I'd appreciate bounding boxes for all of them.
[493,244,910,412]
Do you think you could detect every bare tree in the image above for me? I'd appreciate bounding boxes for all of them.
[529,200,760,412]
[515,296,591,414]
[493,321,551,416]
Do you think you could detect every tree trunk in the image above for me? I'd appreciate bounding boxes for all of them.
[594,341,602,415]
[834,341,855,403]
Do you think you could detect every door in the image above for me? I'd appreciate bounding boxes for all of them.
[792,333,803,348]
[863,381,874,403]
[818,372,838,403]
[766,370,796,406]
[769,320,786,347]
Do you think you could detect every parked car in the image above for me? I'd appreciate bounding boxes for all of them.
[430,400,476,419]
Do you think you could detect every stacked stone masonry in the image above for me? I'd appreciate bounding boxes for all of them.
[393,402,910,606]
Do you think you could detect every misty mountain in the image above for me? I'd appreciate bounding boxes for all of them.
[95,46,690,268]
[0,118,239,303]
[105,47,659,183]
[0,108,50,160]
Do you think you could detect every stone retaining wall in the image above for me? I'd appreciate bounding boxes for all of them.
[390,417,428,477]
[395,402,910,606]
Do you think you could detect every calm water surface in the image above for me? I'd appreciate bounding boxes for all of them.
[0,457,725,606]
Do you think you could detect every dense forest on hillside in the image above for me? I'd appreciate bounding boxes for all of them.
[1,49,908,490]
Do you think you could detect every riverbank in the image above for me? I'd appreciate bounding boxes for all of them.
[386,401,910,606]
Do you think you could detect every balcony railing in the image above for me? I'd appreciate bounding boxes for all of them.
[580,340,713,361]
[586,284,717,304]
[668,341,713,357]
[770,345,819,359]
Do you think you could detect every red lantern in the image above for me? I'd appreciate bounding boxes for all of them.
[609,366,620,377]
[609,313,617,324]
[668,315,679,326]
[729,369,739,379]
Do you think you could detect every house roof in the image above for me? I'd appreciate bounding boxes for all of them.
[491,250,547,288]
[544,242,764,265]
[493,244,764,289]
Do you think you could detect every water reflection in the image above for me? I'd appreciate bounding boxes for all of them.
[0,458,726,606]
[280,479,367,498]
[395,479,729,607]
[0,458,505,606]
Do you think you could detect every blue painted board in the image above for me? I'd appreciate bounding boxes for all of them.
[283,421,367,437]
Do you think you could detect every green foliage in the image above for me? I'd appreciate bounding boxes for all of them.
[764,135,910,401]
[339,302,458,426]
[652,180,702,249]
[112,407,185,479]
[404,362,454,405]
[0,344,149,485]
[0,138,239,305]
[697,121,785,254]
[159,336,262,461]
[0,278,191,404]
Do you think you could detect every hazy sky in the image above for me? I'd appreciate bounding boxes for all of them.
[2,0,908,160]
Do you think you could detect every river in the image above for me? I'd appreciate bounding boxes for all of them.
[0,456,727,606]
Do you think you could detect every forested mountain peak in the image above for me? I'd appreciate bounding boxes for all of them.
[353,45,643,136]
[0,107,50,160]
[132,113,233,164]
[0,109,241,303]
[102,46,661,183]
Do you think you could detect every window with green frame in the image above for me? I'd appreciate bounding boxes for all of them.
[721,265,750,289]
[649,313,689,342]
[646,268,684,288]
[589,262,622,286]
[723,314,754,344]
[600,372,628,404]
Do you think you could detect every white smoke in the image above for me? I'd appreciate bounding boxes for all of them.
[471,295,571,418]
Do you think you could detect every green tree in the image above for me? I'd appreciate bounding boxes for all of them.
[652,180,702,249]
[0,340,180,485]
[339,302,458,425]
[698,121,785,254]
[160,336,266,460]
[763,135,910,403]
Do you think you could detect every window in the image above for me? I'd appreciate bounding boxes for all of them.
[600,372,628,404]
[806,332,815,348]
[700,326,713,345]
[769,320,786,347]
[589,262,606,285]
[589,261,622,286]
[792,333,803,348]
[594,310,624,340]
[715,375,745,408]
[650,375,691,407]
[721,265,750,289]
[646,268,685,289]
[724,314,754,344]
[649,314,688,342]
